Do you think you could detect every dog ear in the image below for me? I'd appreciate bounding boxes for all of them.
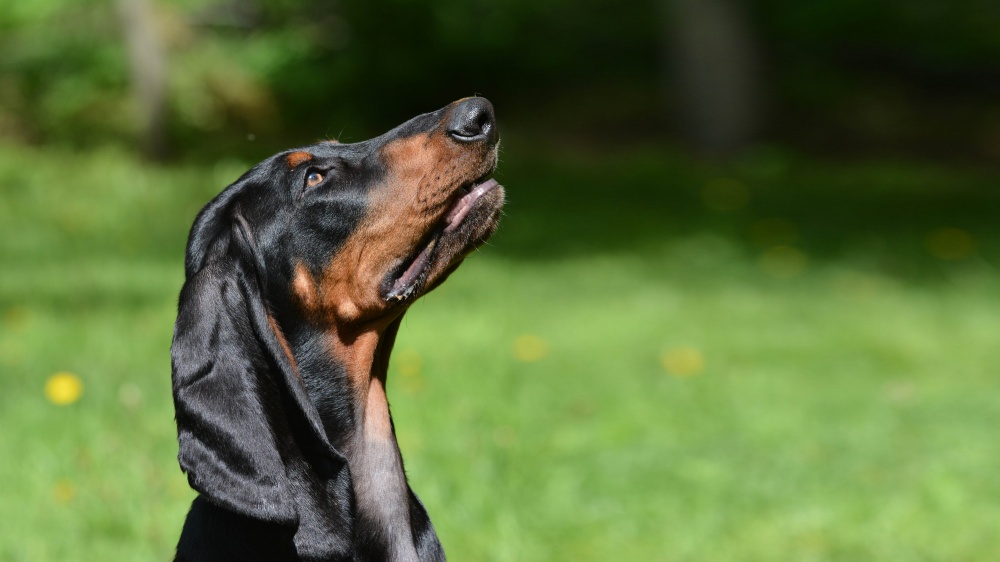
[183,170,259,277]
[171,179,338,524]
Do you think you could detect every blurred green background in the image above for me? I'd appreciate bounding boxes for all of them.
[2,0,1000,560]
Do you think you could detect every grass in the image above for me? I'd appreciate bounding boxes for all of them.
[1,139,999,560]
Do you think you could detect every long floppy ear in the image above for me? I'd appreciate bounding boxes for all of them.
[171,181,340,524]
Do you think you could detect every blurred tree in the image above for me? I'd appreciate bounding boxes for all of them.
[1,0,999,159]
[0,0,131,145]
[665,0,764,155]
[117,0,169,159]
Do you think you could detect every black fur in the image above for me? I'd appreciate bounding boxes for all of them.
[171,99,500,561]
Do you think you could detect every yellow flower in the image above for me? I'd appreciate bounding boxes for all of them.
[759,245,808,278]
[513,334,549,362]
[45,372,83,405]
[53,479,76,504]
[926,228,975,261]
[661,346,705,377]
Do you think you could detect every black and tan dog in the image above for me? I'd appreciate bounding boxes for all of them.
[170,98,504,561]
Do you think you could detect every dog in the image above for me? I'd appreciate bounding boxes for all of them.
[170,97,504,561]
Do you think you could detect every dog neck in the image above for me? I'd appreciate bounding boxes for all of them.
[329,324,397,439]
[286,315,420,560]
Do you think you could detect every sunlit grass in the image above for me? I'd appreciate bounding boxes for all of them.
[1,142,999,560]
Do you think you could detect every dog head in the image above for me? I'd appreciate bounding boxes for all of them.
[171,98,504,524]
[186,96,503,330]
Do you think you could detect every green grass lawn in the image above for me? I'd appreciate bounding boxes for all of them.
[1,140,999,560]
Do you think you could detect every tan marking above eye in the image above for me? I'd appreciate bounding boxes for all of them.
[306,171,324,187]
[286,151,313,168]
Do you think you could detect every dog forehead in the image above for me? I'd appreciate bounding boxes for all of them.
[303,140,373,160]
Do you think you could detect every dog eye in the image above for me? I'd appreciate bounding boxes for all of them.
[306,171,324,188]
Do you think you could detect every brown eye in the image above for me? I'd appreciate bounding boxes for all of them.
[306,171,324,187]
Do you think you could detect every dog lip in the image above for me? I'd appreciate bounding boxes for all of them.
[382,176,502,304]
[444,178,500,232]
[384,233,440,301]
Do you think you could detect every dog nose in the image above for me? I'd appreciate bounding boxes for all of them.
[447,97,498,144]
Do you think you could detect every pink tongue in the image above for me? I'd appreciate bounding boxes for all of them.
[444,178,499,232]
[389,178,500,300]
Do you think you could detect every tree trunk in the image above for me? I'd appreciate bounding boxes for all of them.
[665,0,764,156]
[117,0,169,160]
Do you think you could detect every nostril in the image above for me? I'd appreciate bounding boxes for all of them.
[448,110,489,139]
[447,98,497,143]
[450,112,485,137]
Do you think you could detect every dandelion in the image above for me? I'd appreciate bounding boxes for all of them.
[759,245,808,278]
[513,334,549,362]
[926,228,975,261]
[661,346,705,377]
[45,372,83,405]
[53,479,76,504]
[3,306,29,330]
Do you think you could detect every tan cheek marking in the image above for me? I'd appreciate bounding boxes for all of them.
[302,135,440,325]
[286,151,313,168]
[267,314,300,378]
[291,238,371,325]
[317,240,366,324]
[292,263,319,315]
[330,331,378,389]
[300,132,473,326]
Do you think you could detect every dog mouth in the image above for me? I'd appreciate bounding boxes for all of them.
[382,175,503,302]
